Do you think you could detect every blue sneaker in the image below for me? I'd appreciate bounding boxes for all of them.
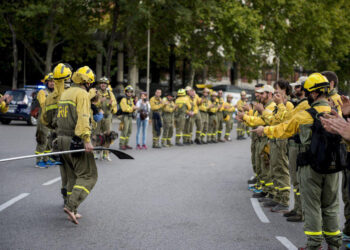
[346,243,350,249]
[46,159,62,166]
[253,189,263,193]
[343,233,350,242]
[36,161,48,168]
[248,185,256,191]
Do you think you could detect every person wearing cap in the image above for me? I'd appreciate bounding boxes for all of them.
[236,84,276,200]
[150,89,164,148]
[198,88,211,144]
[261,80,294,213]
[223,94,235,141]
[236,91,248,140]
[96,77,118,160]
[162,93,176,147]
[119,85,137,150]
[208,91,219,143]
[253,73,342,250]
[35,73,55,168]
[283,76,310,223]
[175,88,191,146]
[322,71,342,116]
[135,92,151,149]
[216,90,225,142]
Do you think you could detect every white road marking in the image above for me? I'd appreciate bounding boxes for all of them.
[276,236,297,250]
[42,177,61,186]
[0,193,30,212]
[250,198,270,223]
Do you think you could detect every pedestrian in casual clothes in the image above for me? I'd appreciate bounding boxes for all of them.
[136,92,151,149]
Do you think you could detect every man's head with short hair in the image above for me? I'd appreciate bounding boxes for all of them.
[273,80,291,96]
[155,89,162,98]
[321,71,338,90]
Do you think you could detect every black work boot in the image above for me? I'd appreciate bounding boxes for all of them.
[252,192,267,198]
[283,210,297,217]
[287,214,303,222]
[263,200,279,207]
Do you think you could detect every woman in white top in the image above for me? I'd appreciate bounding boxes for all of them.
[135,92,151,149]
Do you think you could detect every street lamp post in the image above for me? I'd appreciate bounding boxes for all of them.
[146,26,150,97]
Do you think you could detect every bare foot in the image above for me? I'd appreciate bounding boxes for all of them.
[64,207,79,224]
[68,213,82,221]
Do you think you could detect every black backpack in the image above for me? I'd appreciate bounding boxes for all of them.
[297,107,348,174]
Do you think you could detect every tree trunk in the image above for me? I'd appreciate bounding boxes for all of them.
[6,16,18,89]
[182,58,187,88]
[169,44,176,93]
[128,46,138,90]
[95,39,103,80]
[117,42,124,84]
[45,37,55,74]
[105,1,120,79]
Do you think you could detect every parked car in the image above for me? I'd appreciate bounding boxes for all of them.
[0,85,42,126]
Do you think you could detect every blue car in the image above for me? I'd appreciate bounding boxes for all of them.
[0,85,44,126]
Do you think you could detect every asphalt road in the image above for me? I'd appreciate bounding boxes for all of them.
[0,120,347,250]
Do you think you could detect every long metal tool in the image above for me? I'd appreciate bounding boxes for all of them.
[0,147,134,163]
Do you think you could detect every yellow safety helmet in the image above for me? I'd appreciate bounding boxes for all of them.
[98,76,109,84]
[185,86,192,91]
[177,88,186,96]
[72,66,95,85]
[41,73,54,83]
[124,85,134,93]
[203,88,210,93]
[303,73,330,94]
[241,91,246,96]
[53,63,72,81]
[227,94,233,99]
[224,115,230,121]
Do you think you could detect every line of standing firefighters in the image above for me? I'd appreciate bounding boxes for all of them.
[118,86,249,150]
[236,72,350,250]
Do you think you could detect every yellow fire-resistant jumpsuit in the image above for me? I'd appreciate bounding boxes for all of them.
[216,96,225,141]
[236,99,248,138]
[150,96,164,147]
[329,90,350,236]
[208,101,219,143]
[243,100,276,195]
[193,95,202,142]
[96,89,117,134]
[41,79,67,200]
[287,98,310,218]
[175,96,191,144]
[119,97,134,147]
[198,97,212,143]
[263,99,341,249]
[162,99,175,146]
[35,88,51,163]
[56,84,98,214]
[183,96,195,144]
[223,101,235,140]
